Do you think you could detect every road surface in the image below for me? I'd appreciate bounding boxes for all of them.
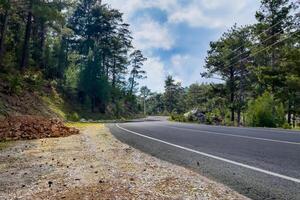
[108,117,300,200]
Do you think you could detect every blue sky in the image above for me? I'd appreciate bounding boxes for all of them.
[103,0,261,92]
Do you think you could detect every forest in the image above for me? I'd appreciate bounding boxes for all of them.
[145,0,300,128]
[0,0,299,128]
[0,0,147,119]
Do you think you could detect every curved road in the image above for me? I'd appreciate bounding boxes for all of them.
[108,117,300,200]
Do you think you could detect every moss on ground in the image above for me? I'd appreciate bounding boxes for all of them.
[65,122,103,128]
[0,141,11,150]
[42,95,67,119]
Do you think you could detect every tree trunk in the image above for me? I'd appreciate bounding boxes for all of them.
[292,113,296,128]
[39,21,46,69]
[237,109,241,126]
[91,95,95,113]
[231,105,235,124]
[20,0,33,70]
[0,8,9,66]
[287,99,292,125]
[112,57,116,88]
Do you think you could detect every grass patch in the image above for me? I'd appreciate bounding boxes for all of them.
[65,122,103,128]
[42,95,67,119]
[0,141,11,150]
[292,126,300,131]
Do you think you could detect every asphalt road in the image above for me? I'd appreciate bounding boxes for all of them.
[108,117,300,200]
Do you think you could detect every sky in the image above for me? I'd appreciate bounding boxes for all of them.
[103,0,261,92]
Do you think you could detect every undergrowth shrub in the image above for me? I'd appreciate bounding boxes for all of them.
[6,74,23,95]
[67,112,80,122]
[246,92,285,128]
[24,69,44,92]
[170,113,187,122]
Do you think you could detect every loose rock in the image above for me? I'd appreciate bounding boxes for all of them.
[0,115,79,141]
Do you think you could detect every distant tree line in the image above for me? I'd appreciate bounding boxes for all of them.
[146,0,300,128]
[0,0,147,117]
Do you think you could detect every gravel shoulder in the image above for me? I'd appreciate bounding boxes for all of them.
[0,123,248,199]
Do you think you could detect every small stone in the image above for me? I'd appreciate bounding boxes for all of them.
[48,181,53,187]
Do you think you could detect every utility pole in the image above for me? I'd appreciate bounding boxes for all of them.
[140,86,150,117]
[144,95,146,116]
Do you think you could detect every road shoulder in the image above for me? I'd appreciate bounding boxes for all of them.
[0,123,247,199]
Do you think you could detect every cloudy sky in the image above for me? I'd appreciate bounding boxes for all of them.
[103,0,261,92]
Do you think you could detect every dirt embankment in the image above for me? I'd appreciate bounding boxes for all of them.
[0,115,79,141]
[0,80,62,120]
[0,124,248,200]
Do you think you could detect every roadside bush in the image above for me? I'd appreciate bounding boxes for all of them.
[67,112,80,122]
[246,92,285,128]
[282,123,292,129]
[170,114,187,122]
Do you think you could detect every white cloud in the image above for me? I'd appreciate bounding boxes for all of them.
[139,56,166,92]
[168,0,257,29]
[105,0,177,19]
[102,0,260,91]
[105,0,258,29]
[169,54,201,86]
[132,17,174,51]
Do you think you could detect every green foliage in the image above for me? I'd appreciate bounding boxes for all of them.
[0,0,147,119]
[23,69,44,92]
[129,50,147,94]
[246,92,285,127]
[170,113,187,122]
[282,123,292,129]
[163,76,186,114]
[67,112,80,122]
[5,74,23,95]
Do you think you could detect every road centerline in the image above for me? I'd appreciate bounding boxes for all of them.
[159,124,300,145]
[116,123,300,184]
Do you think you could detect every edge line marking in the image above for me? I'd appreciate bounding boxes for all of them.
[116,124,300,184]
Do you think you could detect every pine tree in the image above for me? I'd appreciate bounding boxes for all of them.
[128,50,147,95]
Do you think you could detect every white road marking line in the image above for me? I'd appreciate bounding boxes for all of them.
[160,125,300,145]
[116,124,300,184]
[171,121,300,135]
